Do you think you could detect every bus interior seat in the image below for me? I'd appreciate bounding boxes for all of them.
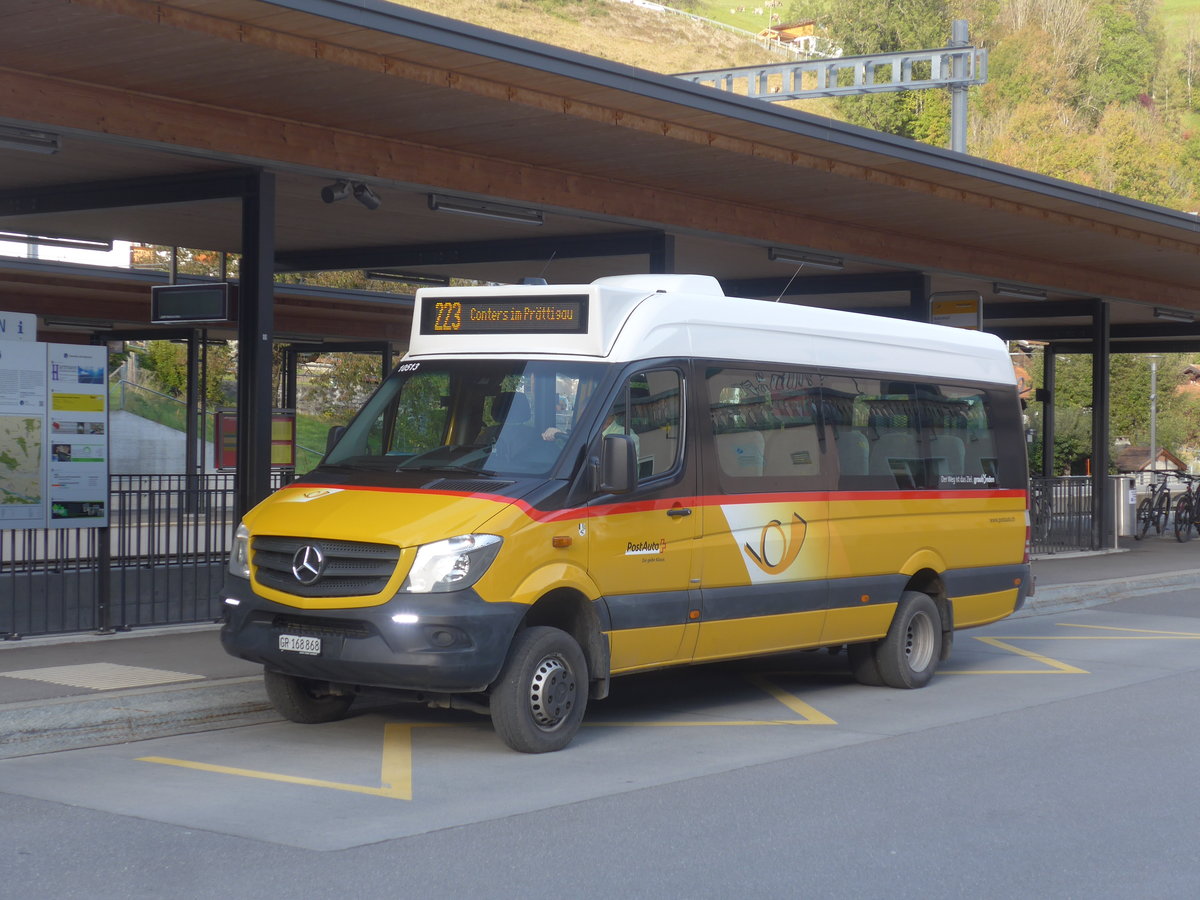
[763,426,821,477]
[869,431,919,476]
[478,391,532,445]
[836,429,869,476]
[636,427,675,477]
[715,430,765,477]
[928,434,965,475]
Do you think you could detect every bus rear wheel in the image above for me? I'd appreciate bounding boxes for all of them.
[849,592,942,689]
[489,626,587,753]
[264,669,355,724]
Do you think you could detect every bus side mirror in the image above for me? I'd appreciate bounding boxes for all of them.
[325,425,346,456]
[599,434,637,494]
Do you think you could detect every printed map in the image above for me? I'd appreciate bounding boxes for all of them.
[0,416,42,505]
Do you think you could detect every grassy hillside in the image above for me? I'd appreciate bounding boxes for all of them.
[394,0,784,72]
[394,1,1200,211]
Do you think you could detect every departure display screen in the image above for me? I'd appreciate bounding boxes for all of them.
[419,294,589,335]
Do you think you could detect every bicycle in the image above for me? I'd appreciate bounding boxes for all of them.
[1134,472,1172,539]
[1174,473,1200,542]
[1030,480,1053,544]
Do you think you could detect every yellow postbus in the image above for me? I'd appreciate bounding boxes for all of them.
[221,274,1031,752]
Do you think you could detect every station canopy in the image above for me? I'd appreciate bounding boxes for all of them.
[0,0,1198,352]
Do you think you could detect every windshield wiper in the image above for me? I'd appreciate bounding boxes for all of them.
[404,463,498,477]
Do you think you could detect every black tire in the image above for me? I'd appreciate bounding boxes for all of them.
[1153,490,1170,534]
[873,591,943,689]
[489,626,587,753]
[1175,496,1193,543]
[1134,497,1154,539]
[847,641,884,686]
[263,668,355,724]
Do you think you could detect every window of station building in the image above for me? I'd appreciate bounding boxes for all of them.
[705,366,829,491]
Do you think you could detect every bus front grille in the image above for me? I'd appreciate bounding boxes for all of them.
[252,535,401,598]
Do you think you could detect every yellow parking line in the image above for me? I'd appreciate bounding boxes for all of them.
[744,674,838,724]
[139,722,420,800]
[1056,623,1200,638]
[942,636,1089,675]
[590,673,837,726]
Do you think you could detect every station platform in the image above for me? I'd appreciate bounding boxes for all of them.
[2,533,1197,759]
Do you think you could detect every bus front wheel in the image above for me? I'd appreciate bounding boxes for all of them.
[848,592,942,689]
[489,626,588,753]
[263,669,355,723]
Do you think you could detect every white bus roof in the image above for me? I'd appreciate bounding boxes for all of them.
[410,274,1016,386]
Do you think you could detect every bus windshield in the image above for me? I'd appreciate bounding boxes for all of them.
[323,359,609,478]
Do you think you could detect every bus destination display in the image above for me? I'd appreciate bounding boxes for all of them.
[420,295,588,335]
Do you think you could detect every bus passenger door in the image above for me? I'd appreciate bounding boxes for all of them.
[587,367,700,673]
[693,366,832,663]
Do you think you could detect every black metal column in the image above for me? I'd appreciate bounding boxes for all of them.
[648,233,675,274]
[185,329,200,514]
[1090,301,1111,549]
[235,170,276,519]
[1041,344,1056,478]
[909,273,932,322]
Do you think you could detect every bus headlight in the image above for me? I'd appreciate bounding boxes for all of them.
[400,534,502,593]
[228,521,251,579]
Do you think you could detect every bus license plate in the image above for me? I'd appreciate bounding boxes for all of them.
[279,634,321,655]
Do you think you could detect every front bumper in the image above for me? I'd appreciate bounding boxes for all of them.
[219,574,525,694]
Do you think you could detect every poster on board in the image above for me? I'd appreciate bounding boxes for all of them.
[0,333,108,530]
[46,344,109,528]
[0,340,47,526]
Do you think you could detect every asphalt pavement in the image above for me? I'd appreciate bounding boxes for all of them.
[2,533,1197,759]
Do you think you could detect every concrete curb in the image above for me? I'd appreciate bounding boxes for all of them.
[0,676,280,760]
[1017,569,1200,617]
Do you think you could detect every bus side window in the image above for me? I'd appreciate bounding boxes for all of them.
[623,369,684,480]
[705,366,825,490]
[825,375,1004,491]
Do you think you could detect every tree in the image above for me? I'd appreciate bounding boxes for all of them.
[1087,104,1195,208]
[134,339,236,406]
[794,0,954,142]
[1025,349,1200,475]
[300,351,395,424]
[1082,0,1160,111]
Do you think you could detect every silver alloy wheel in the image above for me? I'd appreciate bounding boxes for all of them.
[904,610,937,673]
[528,654,575,728]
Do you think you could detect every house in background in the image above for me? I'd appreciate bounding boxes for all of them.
[756,20,839,57]
[1115,445,1187,486]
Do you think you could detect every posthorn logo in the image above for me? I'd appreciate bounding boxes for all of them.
[743,513,808,575]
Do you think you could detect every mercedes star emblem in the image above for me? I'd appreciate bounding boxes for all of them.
[291,544,326,585]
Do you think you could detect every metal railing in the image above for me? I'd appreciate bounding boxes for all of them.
[1030,476,1094,556]
[0,473,289,639]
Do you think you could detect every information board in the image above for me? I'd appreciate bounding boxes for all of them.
[0,337,108,530]
[214,408,296,471]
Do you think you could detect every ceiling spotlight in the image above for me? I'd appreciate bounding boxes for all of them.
[364,270,450,286]
[767,247,844,271]
[0,231,112,252]
[1153,307,1195,323]
[0,124,60,154]
[353,182,381,210]
[321,179,351,203]
[993,282,1047,300]
[428,193,544,225]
